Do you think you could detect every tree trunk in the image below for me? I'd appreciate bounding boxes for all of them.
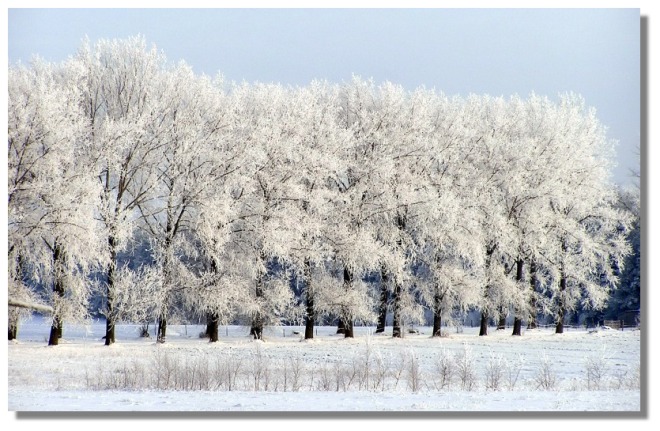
[251,282,264,340]
[250,323,263,340]
[555,271,566,334]
[497,314,506,330]
[250,251,267,340]
[375,267,389,334]
[479,312,489,336]
[480,243,496,337]
[512,259,524,336]
[205,258,221,342]
[304,297,315,340]
[392,214,405,338]
[303,259,315,340]
[207,312,219,342]
[343,319,354,338]
[555,316,564,334]
[48,316,63,346]
[105,236,117,346]
[432,291,443,337]
[48,243,65,346]
[342,267,354,338]
[336,319,345,335]
[512,318,522,336]
[157,316,167,343]
[9,255,25,341]
[392,281,403,338]
[527,259,538,329]
[8,320,18,341]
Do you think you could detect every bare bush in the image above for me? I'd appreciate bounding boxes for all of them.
[404,349,423,392]
[503,354,525,390]
[216,353,243,391]
[389,351,406,391]
[455,343,477,391]
[534,352,557,390]
[370,350,388,391]
[584,352,608,390]
[431,348,454,390]
[248,343,270,391]
[484,351,504,391]
[316,364,332,391]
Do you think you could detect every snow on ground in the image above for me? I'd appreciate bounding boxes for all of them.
[7,317,641,412]
[7,388,640,412]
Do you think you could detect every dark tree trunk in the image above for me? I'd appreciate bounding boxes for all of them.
[432,290,443,337]
[512,318,522,336]
[157,250,171,343]
[105,236,117,346]
[512,259,524,336]
[251,280,264,340]
[479,312,489,336]
[343,320,354,338]
[250,324,263,340]
[527,260,538,329]
[342,267,354,338]
[555,271,567,334]
[375,267,389,334]
[48,243,65,346]
[432,313,442,337]
[303,259,315,340]
[392,214,406,338]
[250,250,267,340]
[48,316,63,346]
[207,313,219,342]
[8,320,18,341]
[392,281,403,338]
[497,314,506,330]
[157,316,167,343]
[432,291,443,337]
[9,254,25,341]
[205,258,221,342]
[480,243,497,337]
[304,300,315,340]
[336,319,345,335]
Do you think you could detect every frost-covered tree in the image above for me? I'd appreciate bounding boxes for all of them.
[135,62,234,343]
[410,92,483,337]
[538,95,632,333]
[456,95,521,336]
[71,36,169,345]
[218,83,304,340]
[8,59,107,345]
[275,81,346,339]
[605,187,640,320]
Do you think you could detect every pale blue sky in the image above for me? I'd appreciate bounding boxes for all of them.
[8,8,640,186]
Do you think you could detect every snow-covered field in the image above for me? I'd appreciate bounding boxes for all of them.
[7,317,642,413]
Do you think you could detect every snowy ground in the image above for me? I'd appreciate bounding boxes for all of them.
[7,318,642,413]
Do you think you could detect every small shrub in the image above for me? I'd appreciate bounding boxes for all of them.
[432,348,454,390]
[503,354,525,390]
[534,352,557,390]
[405,349,423,392]
[484,351,504,391]
[455,342,477,391]
[584,353,608,390]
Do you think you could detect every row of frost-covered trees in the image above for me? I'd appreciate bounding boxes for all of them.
[8,36,636,345]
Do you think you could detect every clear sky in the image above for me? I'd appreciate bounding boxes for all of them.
[7,8,640,186]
